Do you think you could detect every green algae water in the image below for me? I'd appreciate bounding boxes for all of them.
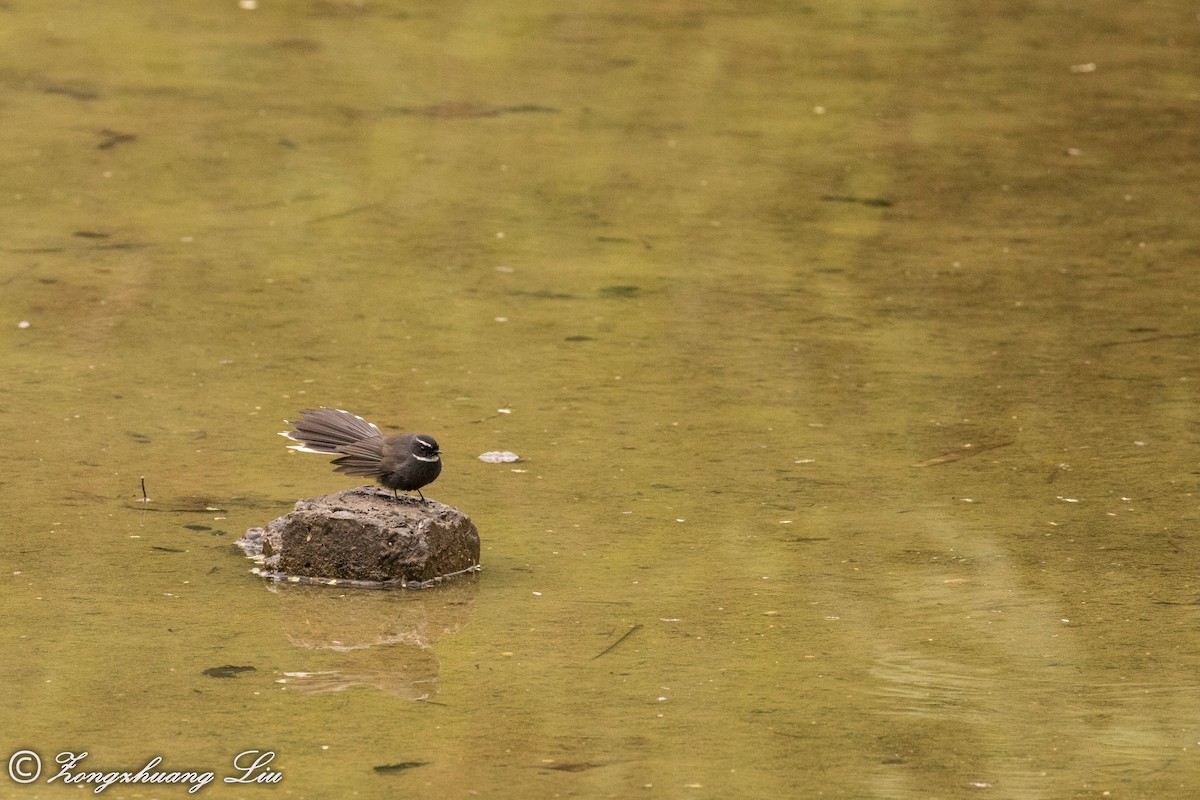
[2,1,1200,797]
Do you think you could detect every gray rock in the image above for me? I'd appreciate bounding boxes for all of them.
[237,486,480,588]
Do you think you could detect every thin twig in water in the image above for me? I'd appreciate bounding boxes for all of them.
[471,405,512,424]
[1099,332,1200,348]
[912,441,1013,468]
[307,204,380,224]
[591,624,643,660]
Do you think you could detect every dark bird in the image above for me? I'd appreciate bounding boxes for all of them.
[280,408,442,502]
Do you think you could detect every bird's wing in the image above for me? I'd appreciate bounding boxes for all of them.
[330,437,386,477]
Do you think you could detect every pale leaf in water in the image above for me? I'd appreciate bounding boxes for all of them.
[478,451,521,463]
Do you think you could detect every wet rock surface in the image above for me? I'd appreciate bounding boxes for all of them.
[237,487,480,588]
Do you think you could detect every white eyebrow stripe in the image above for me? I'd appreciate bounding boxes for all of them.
[415,437,437,449]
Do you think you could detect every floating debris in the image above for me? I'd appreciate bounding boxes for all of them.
[374,762,430,774]
[97,128,136,150]
[591,623,643,661]
[203,665,256,678]
[599,284,640,298]
[544,762,607,773]
[385,102,558,118]
[911,440,1012,467]
[820,194,893,208]
[478,451,520,463]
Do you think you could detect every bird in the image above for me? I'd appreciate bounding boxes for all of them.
[280,408,442,502]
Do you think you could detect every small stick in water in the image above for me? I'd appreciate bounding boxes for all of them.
[139,476,151,503]
[911,440,1013,468]
[591,623,643,660]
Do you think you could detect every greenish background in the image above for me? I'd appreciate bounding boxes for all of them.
[2,1,1199,798]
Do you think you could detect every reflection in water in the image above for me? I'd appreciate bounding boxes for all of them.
[270,578,477,700]
[280,646,440,701]
[851,507,1200,798]
[870,650,998,724]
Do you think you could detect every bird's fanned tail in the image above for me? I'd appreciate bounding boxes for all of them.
[279,408,382,454]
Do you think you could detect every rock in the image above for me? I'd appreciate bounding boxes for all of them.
[237,486,480,588]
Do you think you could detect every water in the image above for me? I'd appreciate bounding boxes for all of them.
[2,1,1199,797]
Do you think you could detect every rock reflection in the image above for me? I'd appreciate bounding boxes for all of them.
[267,576,478,700]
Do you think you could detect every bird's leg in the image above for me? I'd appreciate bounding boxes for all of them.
[417,489,427,503]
